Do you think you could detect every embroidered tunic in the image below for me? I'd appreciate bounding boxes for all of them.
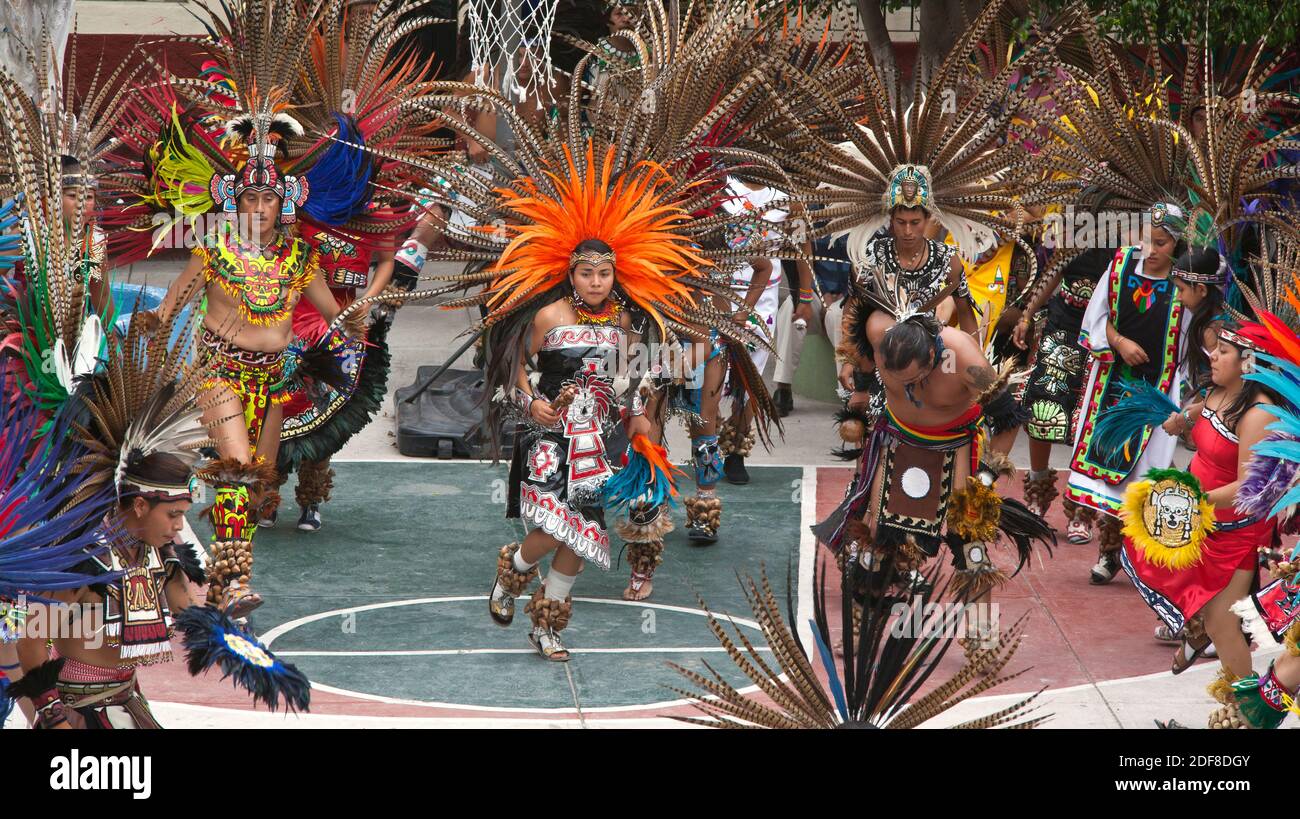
[856,237,970,310]
[193,223,320,326]
[509,324,629,570]
[1022,247,1114,443]
[77,537,185,667]
[1065,246,1190,514]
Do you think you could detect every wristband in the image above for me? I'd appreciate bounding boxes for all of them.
[798,288,815,304]
[514,388,535,415]
[32,689,69,729]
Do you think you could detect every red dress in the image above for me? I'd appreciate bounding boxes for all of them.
[1122,405,1274,631]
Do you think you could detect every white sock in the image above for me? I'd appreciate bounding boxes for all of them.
[545,570,577,602]
[513,549,538,573]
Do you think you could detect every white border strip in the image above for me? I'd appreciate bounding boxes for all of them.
[796,466,817,654]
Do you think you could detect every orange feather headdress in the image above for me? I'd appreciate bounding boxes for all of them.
[479,141,711,337]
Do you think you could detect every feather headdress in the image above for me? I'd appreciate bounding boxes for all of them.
[746,0,1070,269]
[0,33,133,418]
[406,0,825,443]
[667,562,1048,729]
[0,375,122,600]
[60,280,220,506]
[108,0,329,262]
[289,0,450,236]
[1229,227,1300,522]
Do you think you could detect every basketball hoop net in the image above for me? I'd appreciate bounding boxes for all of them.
[464,0,558,108]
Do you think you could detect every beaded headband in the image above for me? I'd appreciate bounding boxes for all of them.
[570,248,616,268]
[121,474,201,504]
[1172,255,1229,286]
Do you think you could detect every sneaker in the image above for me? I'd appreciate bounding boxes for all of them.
[723,454,750,485]
[1026,497,1046,518]
[1089,552,1120,585]
[257,509,277,529]
[687,520,719,545]
[1066,517,1093,544]
[773,386,794,417]
[296,504,321,532]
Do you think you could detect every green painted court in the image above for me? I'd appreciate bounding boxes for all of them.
[191,462,807,712]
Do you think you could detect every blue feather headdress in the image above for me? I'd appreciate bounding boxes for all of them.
[1236,351,1300,521]
[302,114,374,226]
[0,382,120,601]
[175,605,311,713]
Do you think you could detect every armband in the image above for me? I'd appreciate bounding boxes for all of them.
[982,388,1030,436]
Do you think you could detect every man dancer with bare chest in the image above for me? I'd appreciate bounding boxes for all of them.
[816,285,1046,654]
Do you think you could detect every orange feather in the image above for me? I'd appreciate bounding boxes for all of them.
[630,433,686,498]
[472,141,712,338]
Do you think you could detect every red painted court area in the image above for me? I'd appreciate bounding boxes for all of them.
[815,466,1206,694]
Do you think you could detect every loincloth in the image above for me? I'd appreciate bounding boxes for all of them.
[198,327,290,450]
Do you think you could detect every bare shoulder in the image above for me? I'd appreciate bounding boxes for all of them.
[942,325,982,360]
[866,309,895,346]
[1241,398,1277,428]
[534,299,567,328]
[944,328,995,386]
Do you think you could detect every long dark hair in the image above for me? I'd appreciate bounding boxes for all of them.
[1172,246,1225,391]
[1219,378,1281,431]
[119,452,192,509]
[879,313,942,371]
[1217,325,1282,431]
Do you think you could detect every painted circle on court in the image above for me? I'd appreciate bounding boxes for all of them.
[260,596,771,713]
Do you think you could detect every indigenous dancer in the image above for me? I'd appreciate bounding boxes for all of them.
[747,2,1058,426]
[0,391,125,727]
[1119,302,1279,678]
[1063,209,1190,583]
[0,67,309,721]
[490,236,658,660]
[418,1,794,651]
[814,268,1052,656]
[1194,231,1300,729]
[1041,21,1300,583]
[1014,239,1115,522]
[757,2,1059,634]
[114,0,381,617]
[14,447,206,729]
[10,306,311,728]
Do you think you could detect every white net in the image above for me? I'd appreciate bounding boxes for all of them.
[464,0,559,108]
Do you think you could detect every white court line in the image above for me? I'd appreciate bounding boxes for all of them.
[796,466,817,655]
[274,646,773,656]
[260,595,765,648]
[258,594,770,714]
